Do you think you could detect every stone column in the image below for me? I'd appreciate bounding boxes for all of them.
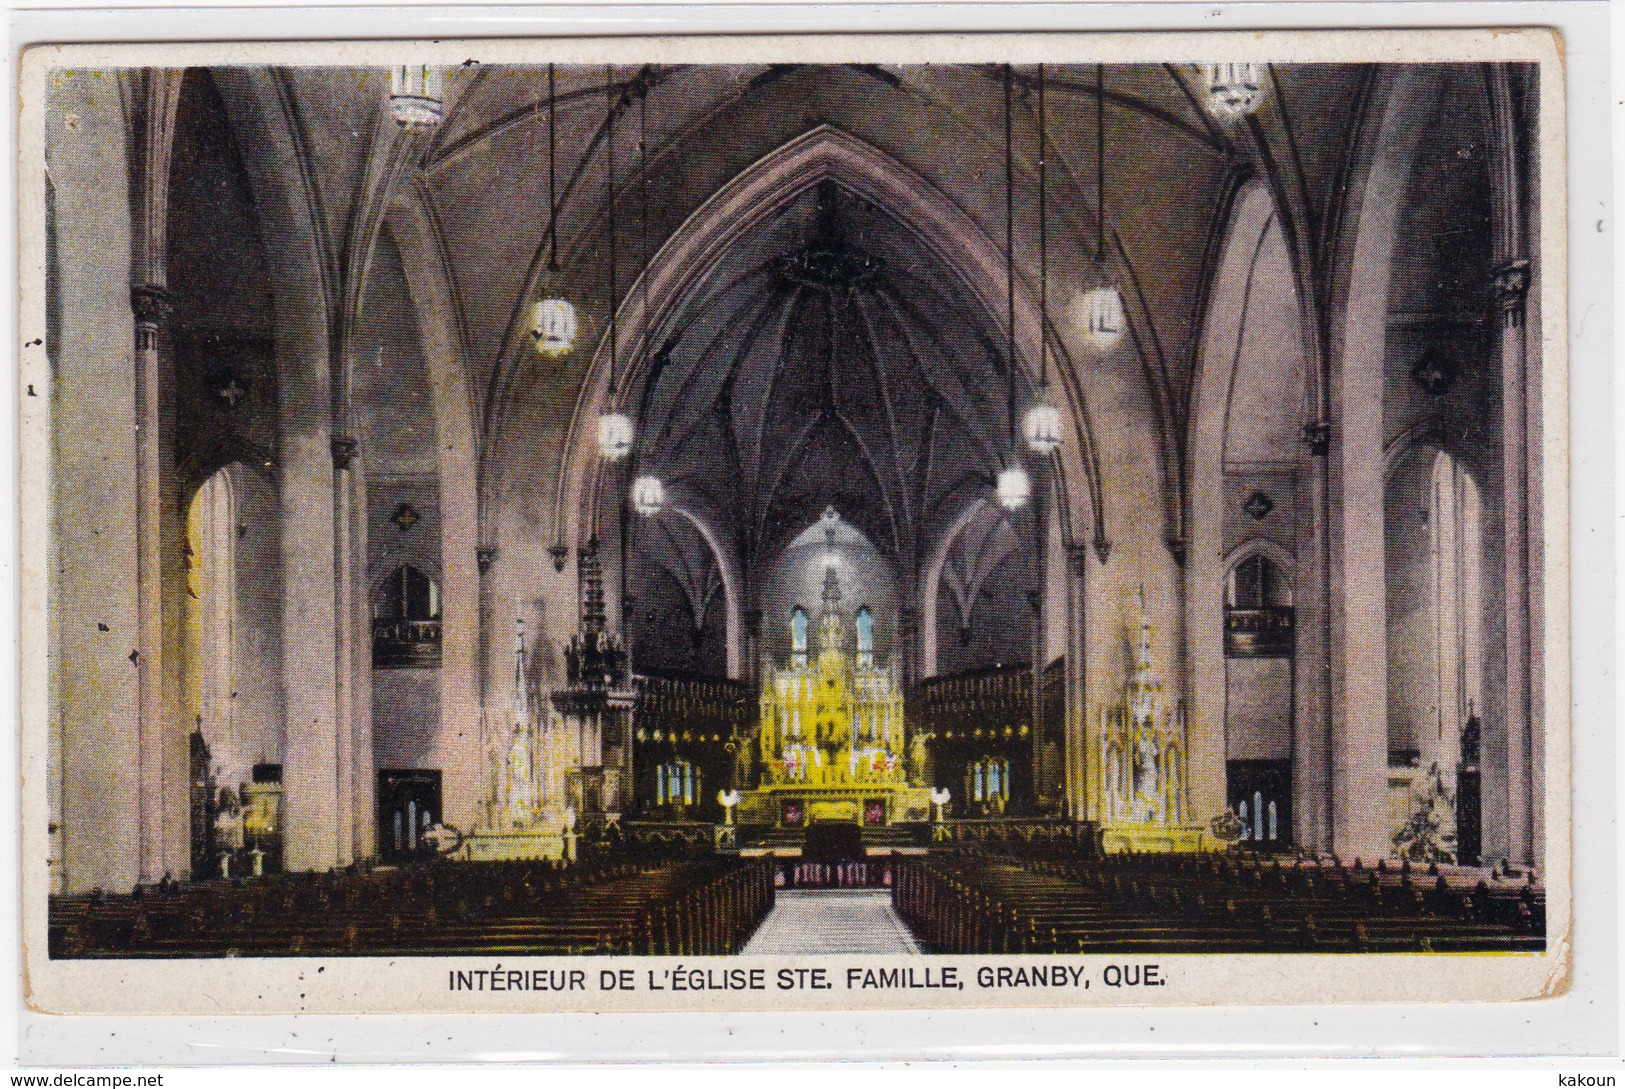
[1493,258,1535,866]
[130,286,170,885]
[1295,422,1335,852]
[46,71,143,892]
[330,436,358,867]
[128,69,188,886]
[744,608,764,690]
[899,605,919,687]
[279,372,340,873]
[349,456,374,860]
[475,545,499,829]
[1331,369,1392,862]
[1064,543,1090,822]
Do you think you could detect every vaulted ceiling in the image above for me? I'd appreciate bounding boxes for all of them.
[179,59,1385,645]
[228,60,1373,442]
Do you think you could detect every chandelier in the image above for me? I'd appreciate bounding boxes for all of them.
[533,63,576,356]
[997,465,1032,510]
[388,65,444,127]
[1202,63,1266,120]
[598,65,634,460]
[1080,63,1126,352]
[1023,63,1063,457]
[631,475,665,515]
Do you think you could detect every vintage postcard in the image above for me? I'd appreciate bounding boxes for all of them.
[19,29,1568,1015]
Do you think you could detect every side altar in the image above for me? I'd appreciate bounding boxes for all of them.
[734,541,931,829]
[456,543,631,863]
[1094,589,1216,853]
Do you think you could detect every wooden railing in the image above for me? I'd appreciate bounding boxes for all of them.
[372,618,442,668]
[1223,607,1294,658]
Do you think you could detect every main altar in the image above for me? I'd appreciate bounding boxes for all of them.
[735,539,932,829]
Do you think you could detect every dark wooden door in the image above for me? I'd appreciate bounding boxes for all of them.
[1455,769,1482,866]
[1227,759,1292,852]
[377,769,442,861]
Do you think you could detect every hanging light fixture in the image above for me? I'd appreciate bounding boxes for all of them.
[1023,63,1063,457]
[997,466,1033,510]
[631,475,666,515]
[597,65,634,460]
[389,65,444,127]
[597,412,633,460]
[1201,63,1266,120]
[533,63,577,357]
[1077,62,1126,352]
[996,64,1031,511]
[530,297,578,356]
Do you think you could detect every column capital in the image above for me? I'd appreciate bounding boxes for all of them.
[1300,420,1331,457]
[329,435,359,471]
[1163,534,1187,568]
[1066,542,1091,577]
[129,284,172,325]
[1492,258,1532,327]
[476,546,498,574]
[129,285,172,352]
[1090,531,1112,566]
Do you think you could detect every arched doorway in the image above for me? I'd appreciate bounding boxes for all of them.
[183,462,284,877]
[1385,444,1485,863]
[1223,550,1295,852]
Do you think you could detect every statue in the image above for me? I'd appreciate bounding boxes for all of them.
[1132,729,1163,823]
[908,733,925,784]
[729,730,753,789]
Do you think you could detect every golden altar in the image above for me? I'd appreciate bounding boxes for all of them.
[735,530,931,828]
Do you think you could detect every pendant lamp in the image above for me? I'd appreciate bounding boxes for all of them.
[1202,63,1265,120]
[996,63,1031,510]
[389,65,444,127]
[1023,63,1063,456]
[631,475,666,515]
[597,65,634,460]
[533,63,578,357]
[1078,62,1126,352]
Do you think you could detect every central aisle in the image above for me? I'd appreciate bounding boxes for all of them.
[741,889,923,955]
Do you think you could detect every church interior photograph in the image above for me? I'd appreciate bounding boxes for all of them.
[40,55,1549,958]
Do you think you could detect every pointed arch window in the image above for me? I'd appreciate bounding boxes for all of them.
[855,606,874,668]
[790,607,809,667]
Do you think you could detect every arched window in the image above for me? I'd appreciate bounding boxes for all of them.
[372,565,442,668]
[790,606,809,665]
[855,605,874,668]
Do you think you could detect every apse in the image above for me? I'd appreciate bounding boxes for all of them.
[760,510,900,666]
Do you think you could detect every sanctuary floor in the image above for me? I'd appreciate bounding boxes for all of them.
[741,889,923,955]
